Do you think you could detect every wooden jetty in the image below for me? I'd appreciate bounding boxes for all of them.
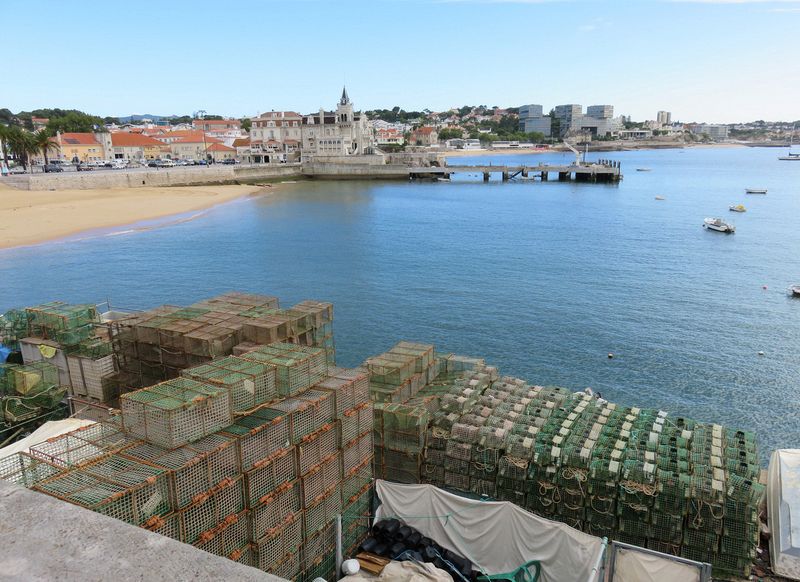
[410,159,621,183]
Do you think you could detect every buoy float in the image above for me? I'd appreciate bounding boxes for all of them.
[763,285,768,290]
[758,351,765,356]
[608,353,614,359]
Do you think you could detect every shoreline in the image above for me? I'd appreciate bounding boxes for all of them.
[0,183,274,251]
[442,142,745,157]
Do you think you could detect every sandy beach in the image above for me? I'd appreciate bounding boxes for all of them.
[0,182,266,250]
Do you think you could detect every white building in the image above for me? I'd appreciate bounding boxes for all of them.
[689,123,729,140]
[657,111,672,126]
[301,88,374,159]
[518,104,551,137]
[249,111,302,160]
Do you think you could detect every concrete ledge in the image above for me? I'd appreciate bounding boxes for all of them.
[0,480,285,582]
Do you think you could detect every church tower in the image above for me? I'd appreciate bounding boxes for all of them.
[336,86,354,125]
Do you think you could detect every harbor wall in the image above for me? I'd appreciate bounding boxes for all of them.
[2,164,303,191]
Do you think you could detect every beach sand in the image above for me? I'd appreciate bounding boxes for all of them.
[0,182,266,249]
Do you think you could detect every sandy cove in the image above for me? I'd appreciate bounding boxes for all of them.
[0,182,269,250]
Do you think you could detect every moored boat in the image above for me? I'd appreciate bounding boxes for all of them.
[729,204,746,213]
[703,217,735,233]
[791,285,800,297]
[746,188,767,194]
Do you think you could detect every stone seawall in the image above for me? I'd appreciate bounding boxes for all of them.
[302,163,410,179]
[2,164,303,191]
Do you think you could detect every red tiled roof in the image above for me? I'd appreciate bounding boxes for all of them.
[414,127,435,135]
[232,138,250,147]
[111,133,165,147]
[207,143,235,152]
[60,132,99,145]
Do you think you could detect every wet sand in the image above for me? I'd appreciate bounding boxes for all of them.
[0,182,267,249]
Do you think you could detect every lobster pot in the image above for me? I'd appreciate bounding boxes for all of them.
[244,448,298,509]
[330,367,369,406]
[343,457,373,504]
[182,357,276,412]
[268,398,316,444]
[122,433,239,509]
[297,423,339,475]
[230,544,255,568]
[143,512,183,542]
[340,402,373,446]
[302,532,337,582]
[302,522,336,571]
[342,431,373,476]
[120,377,232,448]
[298,389,336,426]
[382,448,421,484]
[0,452,64,488]
[67,354,116,401]
[34,460,171,527]
[179,476,245,543]
[366,352,416,387]
[183,325,239,358]
[251,480,302,541]
[194,510,250,559]
[301,452,341,507]
[422,463,445,486]
[445,471,471,492]
[267,550,302,581]
[240,343,327,396]
[29,432,120,469]
[304,483,342,536]
[255,512,304,572]
[222,408,291,471]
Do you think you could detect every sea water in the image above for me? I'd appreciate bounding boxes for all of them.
[2,146,799,460]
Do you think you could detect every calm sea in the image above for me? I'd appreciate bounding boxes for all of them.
[2,146,799,460]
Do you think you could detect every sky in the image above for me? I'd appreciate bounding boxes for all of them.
[2,0,799,123]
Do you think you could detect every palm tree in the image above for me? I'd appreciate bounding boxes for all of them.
[31,129,58,171]
[6,129,38,172]
[0,124,11,172]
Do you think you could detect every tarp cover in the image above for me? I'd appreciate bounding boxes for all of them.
[375,480,604,582]
[0,418,95,460]
[612,546,701,582]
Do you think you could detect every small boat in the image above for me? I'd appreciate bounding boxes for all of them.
[729,204,746,213]
[655,196,665,200]
[791,285,800,297]
[636,168,651,172]
[703,217,735,233]
[780,125,800,161]
[746,188,767,194]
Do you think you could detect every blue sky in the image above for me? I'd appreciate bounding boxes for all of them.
[2,0,798,123]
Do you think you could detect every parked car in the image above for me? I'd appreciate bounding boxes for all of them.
[76,164,93,171]
[221,158,236,165]
[44,164,63,173]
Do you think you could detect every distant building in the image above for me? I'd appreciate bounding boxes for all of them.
[657,111,672,126]
[618,129,653,140]
[55,132,105,163]
[554,104,583,136]
[207,143,237,162]
[375,128,405,147]
[31,117,49,132]
[249,111,302,159]
[301,87,374,158]
[586,105,613,119]
[518,104,551,137]
[192,119,241,133]
[689,123,729,140]
[110,132,170,160]
[408,127,439,146]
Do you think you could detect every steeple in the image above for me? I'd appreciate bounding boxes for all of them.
[340,86,350,106]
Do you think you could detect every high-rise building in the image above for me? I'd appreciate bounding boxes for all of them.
[657,111,672,126]
[586,105,614,119]
[518,104,551,137]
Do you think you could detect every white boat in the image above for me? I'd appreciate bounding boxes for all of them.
[729,204,746,212]
[636,168,651,172]
[779,124,800,161]
[745,188,767,194]
[791,285,800,298]
[655,196,665,200]
[703,217,735,233]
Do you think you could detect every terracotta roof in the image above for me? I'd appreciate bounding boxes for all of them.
[284,139,299,144]
[193,119,240,127]
[232,138,250,147]
[60,133,99,145]
[207,143,235,152]
[111,133,165,147]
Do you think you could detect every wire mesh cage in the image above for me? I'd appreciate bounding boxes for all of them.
[182,357,277,412]
[221,407,291,472]
[251,480,302,541]
[255,511,304,572]
[0,452,63,488]
[301,452,340,507]
[244,448,298,509]
[297,423,339,475]
[120,377,232,448]
[179,476,245,544]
